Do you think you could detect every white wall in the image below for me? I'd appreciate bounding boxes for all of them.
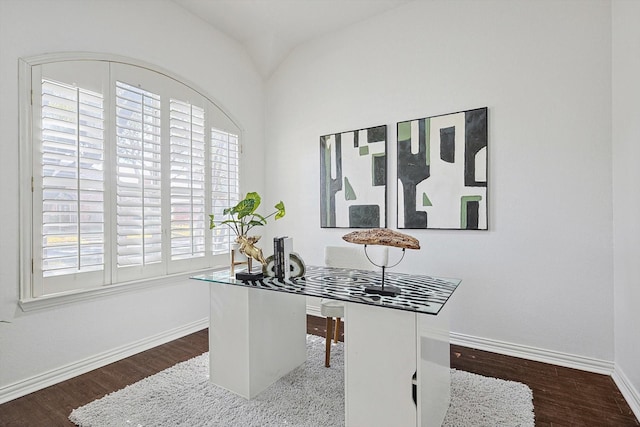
[0,0,264,400]
[612,0,640,411]
[2,0,637,411]
[265,0,615,363]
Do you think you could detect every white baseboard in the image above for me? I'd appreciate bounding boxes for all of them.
[450,332,640,420]
[0,318,208,405]
[307,306,616,376]
[312,308,639,418]
[450,331,614,375]
[613,365,640,421]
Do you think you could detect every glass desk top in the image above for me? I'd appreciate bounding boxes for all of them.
[191,265,461,315]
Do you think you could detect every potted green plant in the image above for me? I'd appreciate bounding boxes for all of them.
[209,192,285,238]
[209,192,285,276]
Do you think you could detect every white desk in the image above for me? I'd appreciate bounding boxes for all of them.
[192,266,460,427]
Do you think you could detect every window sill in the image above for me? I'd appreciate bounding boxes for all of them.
[19,267,225,312]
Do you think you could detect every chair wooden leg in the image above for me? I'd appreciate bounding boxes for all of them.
[334,317,341,343]
[325,316,334,367]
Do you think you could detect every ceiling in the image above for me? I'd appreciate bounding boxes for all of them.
[173,0,412,78]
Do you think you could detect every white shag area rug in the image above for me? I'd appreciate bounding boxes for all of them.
[70,335,534,427]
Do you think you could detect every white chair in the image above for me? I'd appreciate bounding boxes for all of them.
[322,245,372,367]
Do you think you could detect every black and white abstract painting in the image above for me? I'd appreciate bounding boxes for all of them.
[397,107,488,230]
[320,125,387,228]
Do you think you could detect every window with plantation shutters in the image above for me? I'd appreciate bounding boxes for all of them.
[20,55,242,302]
[115,81,162,269]
[40,79,105,279]
[211,128,240,255]
[170,100,206,261]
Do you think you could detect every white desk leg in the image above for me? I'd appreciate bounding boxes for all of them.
[417,305,451,427]
[344,302,418,427]
[209,284,307,399]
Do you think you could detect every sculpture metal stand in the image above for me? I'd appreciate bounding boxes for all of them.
[363,245,406,296]
[342,228,421,297]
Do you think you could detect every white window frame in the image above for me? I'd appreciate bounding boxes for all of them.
[18,53,243,310]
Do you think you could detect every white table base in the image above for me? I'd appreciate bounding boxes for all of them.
[206,278,451,425]
[208,283,307,399]
[344,302,450,427]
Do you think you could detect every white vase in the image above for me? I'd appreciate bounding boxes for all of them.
[230,242,248,275]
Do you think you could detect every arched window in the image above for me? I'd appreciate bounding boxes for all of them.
[19,54,241,301]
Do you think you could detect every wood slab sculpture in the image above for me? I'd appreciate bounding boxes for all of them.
[342,228,420,250]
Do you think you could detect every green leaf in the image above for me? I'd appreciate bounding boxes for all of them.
[252,212,268,224]
[234,194,259,219]
[248,219,266,227]
[274,201,286,220]
[244,192,261,212]
[209,192,284,236]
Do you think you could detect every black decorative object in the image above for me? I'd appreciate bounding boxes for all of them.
[235,271,264,281]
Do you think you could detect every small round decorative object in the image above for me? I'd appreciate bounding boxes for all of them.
[262,252,306,278]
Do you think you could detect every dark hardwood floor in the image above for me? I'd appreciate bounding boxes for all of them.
[1,316,637,426]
